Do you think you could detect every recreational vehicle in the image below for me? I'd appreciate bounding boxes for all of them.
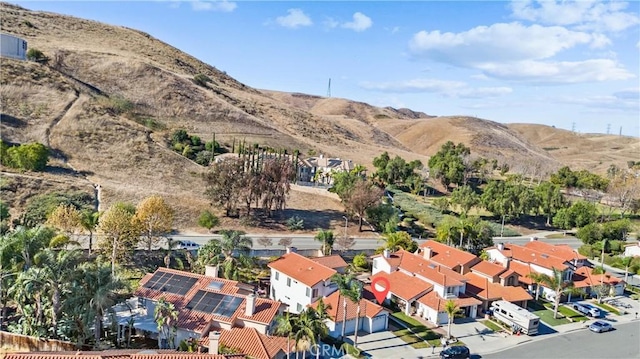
[490,300,540,335]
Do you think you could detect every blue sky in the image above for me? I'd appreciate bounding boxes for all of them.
[12,0,640,136]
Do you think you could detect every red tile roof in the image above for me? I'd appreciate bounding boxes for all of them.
[311,255,348,270]
[236,298,284,325]
[470,260,507,278]
[508,261,534,285]
[3,351,243,359]
[524,241,587,261]
[395,250,466,287]
[310,290,386,322]
[204,327,294,359]
[492,244,569,271]
[419,240,479,269]
[417,291,482,311]
[268,252,337,287]
[371,251,403,268]
[464,273,533,303]
[572,267,624,289]
[370,271,433,301]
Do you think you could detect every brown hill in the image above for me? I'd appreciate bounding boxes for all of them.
[1,2,637,230]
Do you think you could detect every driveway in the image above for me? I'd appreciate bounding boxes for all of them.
[346,329,427,359]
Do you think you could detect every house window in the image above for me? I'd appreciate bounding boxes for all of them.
[275,272,279,281]
[306,287,311,297]
[446,286,455,295]
[287,278,291,287]
[297,303,302,312]
[312,288,319,298]
[373,261,377,269]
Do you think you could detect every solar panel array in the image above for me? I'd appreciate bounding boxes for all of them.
[142,271,199,296]
[187,290,243,317]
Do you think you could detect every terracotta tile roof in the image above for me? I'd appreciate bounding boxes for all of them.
[464,273,533,303]
[371,252,403,268]
[572,267,624,289]
[508,261,534,285]
[470,260,507,278]
[310,290,386,322]
[393,250,466,287]
[311,255,348,270]
[371,271,433,301]
[419,240,479,269]
[210,327,294,359]
[268,252,336,287]
[417,291,482,311]
[524,241,587,261]
[236,298,284,325]
[494,244,569,271]
[3,351,241,359]
[499,269,518,279]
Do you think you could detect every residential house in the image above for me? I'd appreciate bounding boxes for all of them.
[310,289,389,337]
[133,267,285,347]
[464,260,532,311]
[298,154,356,184]
[5,351,245,359]
[624,241,640,257]
[202,327,299,359]
[371,249,481,325]
[418,240,481,274]
[310,254,349,274]
[572,266,625,297]
[268,249,338,314]
[523,239,589,269]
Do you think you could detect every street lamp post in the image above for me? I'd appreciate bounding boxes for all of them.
[342,215,348,242]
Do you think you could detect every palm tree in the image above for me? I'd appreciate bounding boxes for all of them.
[10,225,54,270]
[535,267,579,319]
[349,281,364,345]
[292,310,318,359]
[274,312,294,358]
[600,238,609,270]
[11,267,48,336]
[444,300,461,339]
[218,229,252,260]
[526,272,546,301]
[80,210,100,255]
[154,297,179,349]
[310,298,331,359]
[621,256,633,284]
[330,273,353,340]
[314,229,335,256]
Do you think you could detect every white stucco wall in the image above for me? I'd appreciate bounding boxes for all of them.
[270,269,336,314]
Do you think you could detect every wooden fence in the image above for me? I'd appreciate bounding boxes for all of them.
[0,331,77,352]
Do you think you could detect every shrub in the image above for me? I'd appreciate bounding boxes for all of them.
[0,141,49,171]
[193,74,212,87]
[353,253,368,269]
[26,48,46,62]
[286,215,304,231]
[18,191,94,227]
[198,210,219,231]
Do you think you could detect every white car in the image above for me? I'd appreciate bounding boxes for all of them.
[589,320,613,333]
[175,240,200,250]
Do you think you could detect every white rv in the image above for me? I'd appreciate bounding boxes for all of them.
[491,300,540,335]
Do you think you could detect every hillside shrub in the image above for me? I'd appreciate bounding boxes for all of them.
[169,129,224,165]
[17,190,94,227]
[353,253,368,269]
[26,48,46,62]
[193,74,212,87]
[0,140,49,171]
[286,215,304,231]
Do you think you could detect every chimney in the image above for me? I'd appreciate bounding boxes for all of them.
[245,293,256,316]
[503,257,510,269]
[497,243,504,251]
[208,331,221,354]
[205,265,219,278]
[383,249,389,259]
[286,246,297,254]
[423,247,432,260]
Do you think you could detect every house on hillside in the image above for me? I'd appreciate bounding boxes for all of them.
[130,267,285,348]
[267,249,339,313]
[298,154,356,184]
[624,241,640,257]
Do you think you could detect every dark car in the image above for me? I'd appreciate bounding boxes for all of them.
[440,345,470,359]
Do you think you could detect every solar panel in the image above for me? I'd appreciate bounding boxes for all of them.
[187,291,243,317]
[208,281,224,291]
[142,272,198,296]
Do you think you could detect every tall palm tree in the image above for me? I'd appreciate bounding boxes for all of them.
[535,267,579,319]
[154,297,179,349]
[10,225,54,270]
[444,300,461,339]
[33,248,82,336]
[80,210,100,255]
[0,233,19,328]
[527,272,546,301]
[310,298,331,359]
[330,273,353,340]
[74,263,124,347]
[11,267,48,336]
[349,281,364,346]
[621,256,633,284]
[218,229,252,260]
[274,312,294,358]
[292,310,317,359]
[314,229,335,256]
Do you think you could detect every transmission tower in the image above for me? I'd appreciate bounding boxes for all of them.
[326,78,331,98]
[607,123,611,134]
[571,122,576,132]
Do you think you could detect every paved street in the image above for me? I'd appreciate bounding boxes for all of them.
[482,321,640,359]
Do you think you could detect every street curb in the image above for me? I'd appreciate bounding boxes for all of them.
[516,339,532,345]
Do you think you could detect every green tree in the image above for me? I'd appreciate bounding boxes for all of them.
[450,185,479,216]
[155,297,179,349]
[428,141,470,190]
[273,312,294,358]
[343,179,383,232]
[444,300,461,339]
[315,229,335,256]
[352,253,368,270]
[80,210,100,255]
[5,143,49,171]
[383,231,417,252]
[197,210,219,232]
[535,182,566,226]
[97,202,141,275]
[576,223,603,245]
[535,267,579,319]
[331,273,363,344]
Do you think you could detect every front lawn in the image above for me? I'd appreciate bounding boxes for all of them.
[390,312,441,349]
[548,304,588,322]
[481,319,504,332]
[527,300,571,326]
[591,301,621,315]
[392,328,433,349]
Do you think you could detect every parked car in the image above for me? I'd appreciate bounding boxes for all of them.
[440,346,470,359]
[589,320,613,333]
[572,303,601,317]
[175,240,200,250]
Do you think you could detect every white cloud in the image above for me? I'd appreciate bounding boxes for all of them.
[551,92,639,111]
[478,59,634,83]
[276,9,313,29]
[323,17,339,29]
[360,78,512,99]
[190,0,236,12]
[342,12,373,32]
[510,0,640,33]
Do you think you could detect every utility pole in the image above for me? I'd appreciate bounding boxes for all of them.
[571,122,576,133]
[607,123,611,135]
[326,78,331,98]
